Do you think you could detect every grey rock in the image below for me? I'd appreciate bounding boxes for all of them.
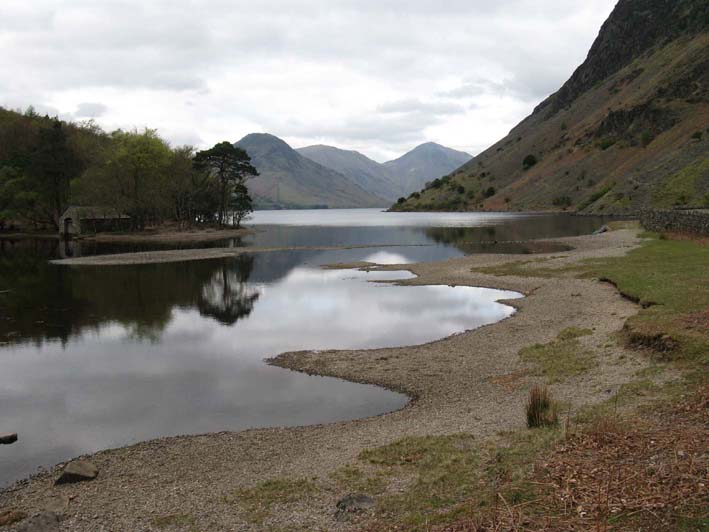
[15,511,60,532]
[55,460,98,485]
[0,433,18,444]
[593,225,610,234]
[335,493,375,520]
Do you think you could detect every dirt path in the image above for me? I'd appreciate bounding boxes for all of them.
[1,229,650,531]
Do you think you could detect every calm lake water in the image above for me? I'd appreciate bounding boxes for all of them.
[0,210,611,485]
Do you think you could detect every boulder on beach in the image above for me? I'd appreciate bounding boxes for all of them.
[54,460,98,485]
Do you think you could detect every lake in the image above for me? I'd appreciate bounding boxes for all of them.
[0,210,612,485]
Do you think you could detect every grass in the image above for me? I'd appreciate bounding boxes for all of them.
[651,157,709,207]
[578,184,613,211]
[519,327,594,383]
[328,464,388,495]
[581,236,709,366]
[358,434,481,527]
[473,255,574,278]
[230,477,319,524]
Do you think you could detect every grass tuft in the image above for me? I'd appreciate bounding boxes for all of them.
[526,385,559,428]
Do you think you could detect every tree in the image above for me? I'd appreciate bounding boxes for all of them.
[73,129,172,230]
[229,183,253,228]
[193,142,258,226]
[28,120,83,227]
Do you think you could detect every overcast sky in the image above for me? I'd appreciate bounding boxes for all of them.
[1,0,617,162]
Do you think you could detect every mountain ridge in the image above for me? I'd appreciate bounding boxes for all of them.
[298,142,472,202]
[235,133,388,209]
[393,0,709,214]
[383,142,472,197]
[296,144,401,202]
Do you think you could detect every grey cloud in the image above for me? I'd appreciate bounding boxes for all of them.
[74,102,108,118]
[378,99,466,115]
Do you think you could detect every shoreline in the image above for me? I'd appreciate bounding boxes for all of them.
[0,226,255,244]
[0,228,655,531]
[49,243,437,266]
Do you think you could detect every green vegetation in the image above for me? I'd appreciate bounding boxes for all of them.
[582,236,709,366]
[519,327,594,382]
[522,154,538,170]
[640,129,655,147]
[597,136,617,150]
[359,434,481,526]
[231,478,319,524]
[192,141,258,227]
[552,195,572,208]
[0,106,258,232]
[651,158,709,208]
[473,256,572,278]
[328,464,387,494]
[577,183,613,210]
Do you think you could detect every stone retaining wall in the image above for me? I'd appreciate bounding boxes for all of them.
[640,209,709,236]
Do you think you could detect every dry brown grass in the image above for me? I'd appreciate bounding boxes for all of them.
[440,380,709,532]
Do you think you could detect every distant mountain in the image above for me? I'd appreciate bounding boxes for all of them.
[235,133,387,209]
[298,142,472,200]
[394,0,709,213]
[383,143,472,196]
[296,145,401,201]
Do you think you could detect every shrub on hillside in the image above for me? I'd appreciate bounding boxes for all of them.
[553,196,573,208]
[522,154,538,170]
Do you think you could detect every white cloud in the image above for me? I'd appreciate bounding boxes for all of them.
[0,0,616,161]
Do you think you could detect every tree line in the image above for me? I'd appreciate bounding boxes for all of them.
[0,106,258,232]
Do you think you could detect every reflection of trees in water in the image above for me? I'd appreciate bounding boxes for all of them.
[421,216,608,254]
[0,241,260,346]
[197,255,260,325]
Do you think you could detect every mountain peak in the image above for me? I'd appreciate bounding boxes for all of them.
[235,134,386,209]
[237,132,290,149]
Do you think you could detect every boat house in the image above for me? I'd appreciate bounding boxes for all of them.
[59,206,131,237]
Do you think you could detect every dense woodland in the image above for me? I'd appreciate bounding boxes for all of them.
[0,106,258,232]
